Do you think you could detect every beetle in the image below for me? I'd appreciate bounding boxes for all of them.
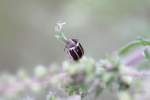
[65,39,84,61]
[55,22,84,61]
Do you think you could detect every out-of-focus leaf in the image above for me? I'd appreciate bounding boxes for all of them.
[49,96,56,100]
[144,48,150,61]
[119,38,150,55]
[119,41,140,55]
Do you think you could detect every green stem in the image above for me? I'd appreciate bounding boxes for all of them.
[56,32,68,43]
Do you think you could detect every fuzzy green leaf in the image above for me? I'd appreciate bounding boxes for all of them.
[119,38,150,55]
[144,48,150,61]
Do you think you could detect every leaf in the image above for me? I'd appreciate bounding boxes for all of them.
[95,86,103,97]
[119,41,141,55]
[144,48,150,61]
[49,96,56,100]
[119,38,150,55]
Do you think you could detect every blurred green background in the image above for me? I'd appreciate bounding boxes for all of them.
[0,0,150,73]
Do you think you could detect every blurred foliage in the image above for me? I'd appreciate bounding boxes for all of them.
[0,0,150,100]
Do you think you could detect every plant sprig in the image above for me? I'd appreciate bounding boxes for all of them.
[119,38,150,55]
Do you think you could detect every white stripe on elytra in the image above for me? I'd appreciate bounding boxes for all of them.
[67,49,73,59]
[78,43,84,55]
[73,49,79,59]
